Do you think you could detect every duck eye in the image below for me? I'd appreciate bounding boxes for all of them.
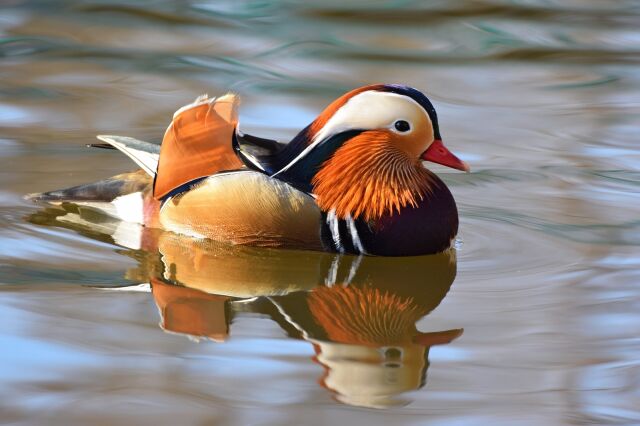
[394,120,410,132]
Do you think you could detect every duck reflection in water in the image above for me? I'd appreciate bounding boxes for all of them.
[27,206,463,409]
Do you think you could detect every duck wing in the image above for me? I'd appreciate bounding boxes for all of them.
[232,131,285,173]
[153,94,245,200]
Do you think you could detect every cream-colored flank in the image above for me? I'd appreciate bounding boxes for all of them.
[160,171,323,249]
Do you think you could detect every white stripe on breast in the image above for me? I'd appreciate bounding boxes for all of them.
[346,214,367,255]
[327,209,344,253]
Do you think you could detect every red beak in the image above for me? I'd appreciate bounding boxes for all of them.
[421,139,470,172]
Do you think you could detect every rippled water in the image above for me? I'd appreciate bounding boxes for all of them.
[1,1,639,424]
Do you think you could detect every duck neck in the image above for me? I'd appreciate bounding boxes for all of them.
[274,129,363,193]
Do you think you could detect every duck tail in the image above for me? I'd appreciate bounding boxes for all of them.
[25,169,152,203]
[26,134,160,204]
[25,170,156,225]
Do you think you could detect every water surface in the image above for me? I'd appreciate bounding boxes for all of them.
[1,1,639,425]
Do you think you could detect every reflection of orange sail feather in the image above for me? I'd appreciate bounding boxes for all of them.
[153,94,244,200]
[308,286,423,346]
[151,278,230,342]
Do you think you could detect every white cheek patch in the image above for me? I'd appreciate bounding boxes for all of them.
[274,91,431,175]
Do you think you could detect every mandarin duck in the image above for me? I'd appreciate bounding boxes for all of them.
[28,84,469,256]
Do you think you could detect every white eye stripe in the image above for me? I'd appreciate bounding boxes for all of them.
[273,91,431,175]
[312,92,425,144]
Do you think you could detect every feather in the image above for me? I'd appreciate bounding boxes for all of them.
[95,135,160,177]
[25,170,158,225]
[312,130,436,221]
[153,94,244,200]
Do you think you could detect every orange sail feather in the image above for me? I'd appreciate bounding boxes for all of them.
[153,94,244,199]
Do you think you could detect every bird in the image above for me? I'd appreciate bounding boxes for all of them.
[27,83,469,256]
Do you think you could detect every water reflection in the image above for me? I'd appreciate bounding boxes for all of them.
[27,204,461,409]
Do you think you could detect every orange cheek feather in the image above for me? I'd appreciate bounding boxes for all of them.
[312,130,435,221]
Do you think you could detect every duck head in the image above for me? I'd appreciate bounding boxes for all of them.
[269,84,469,221]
